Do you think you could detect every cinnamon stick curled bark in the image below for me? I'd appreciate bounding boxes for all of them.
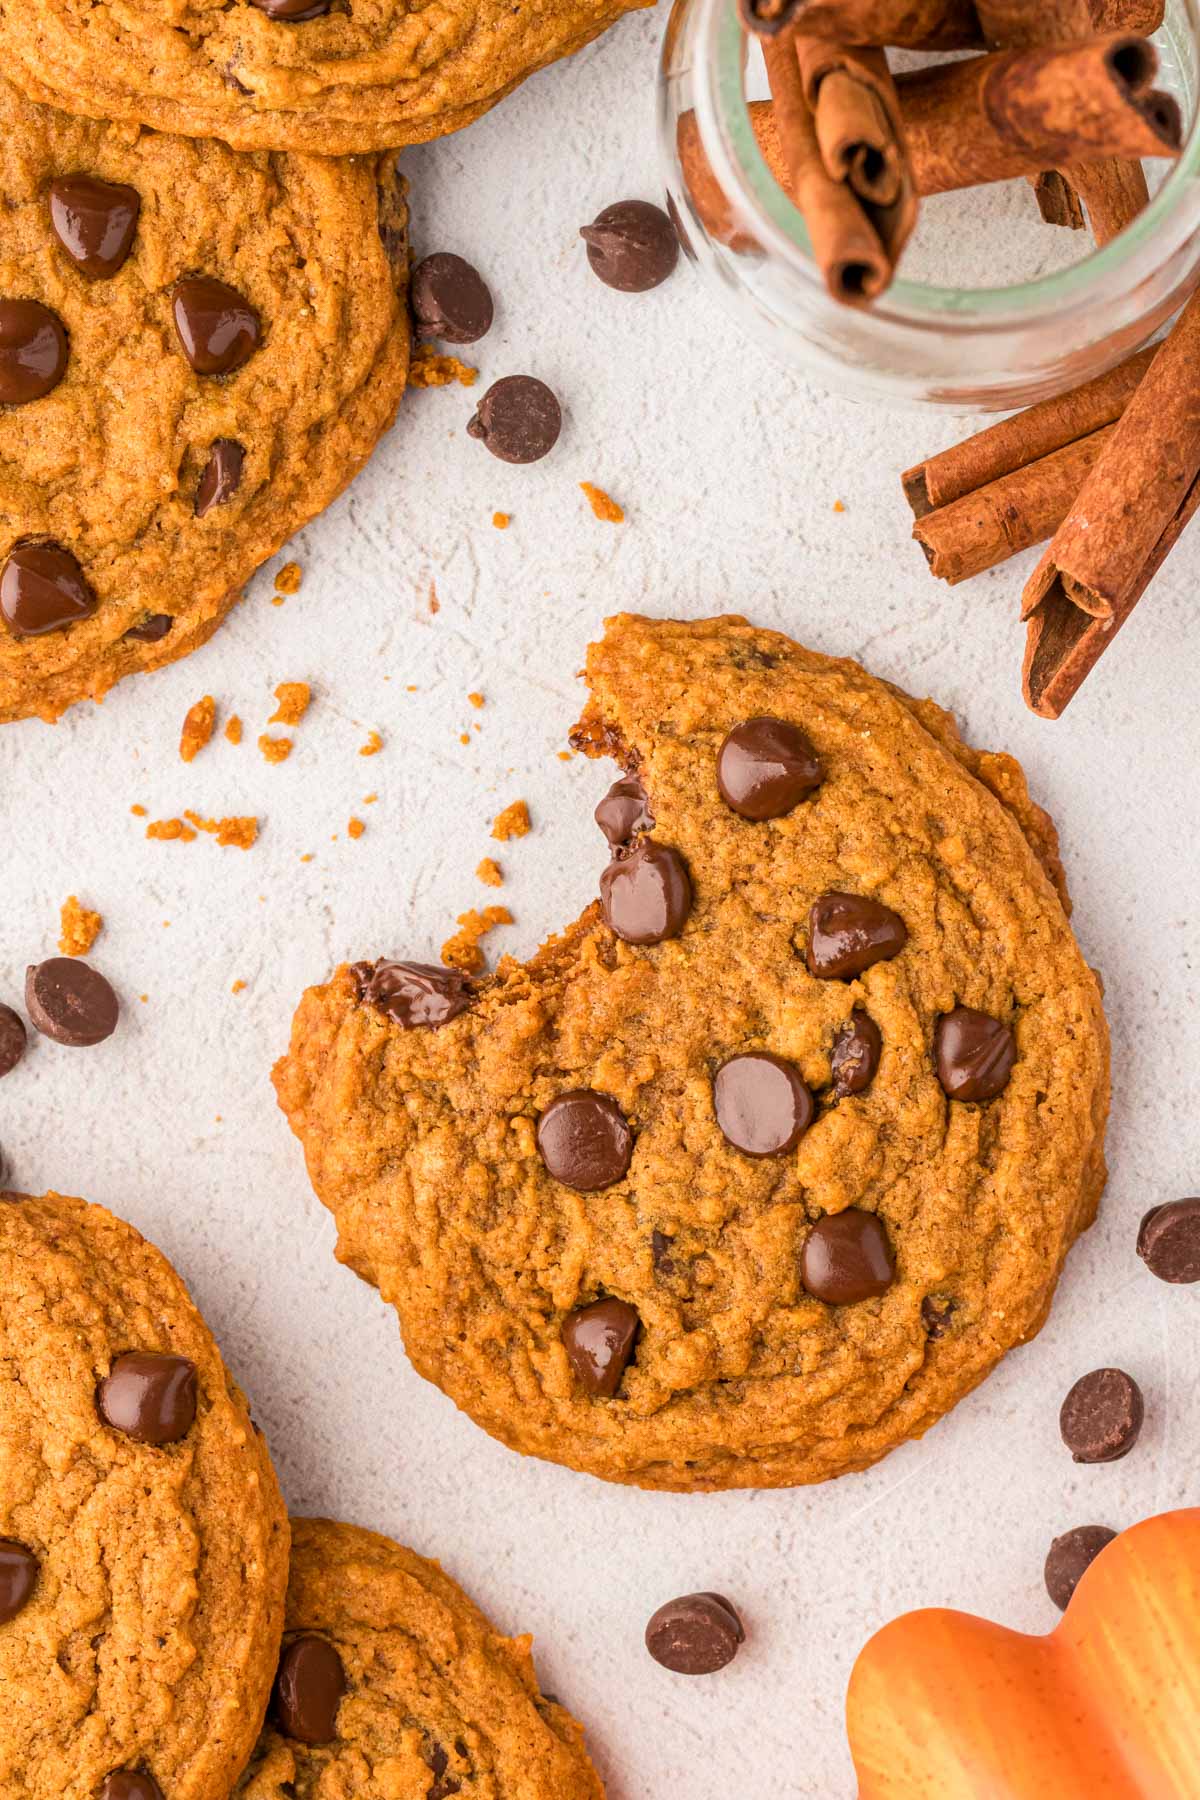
[738,0,979,46]
[796,39,916,214]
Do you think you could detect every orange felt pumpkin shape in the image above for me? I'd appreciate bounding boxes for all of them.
[847,1508,1200,1799]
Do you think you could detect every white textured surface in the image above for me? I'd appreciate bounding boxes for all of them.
[4,13,1200,1795]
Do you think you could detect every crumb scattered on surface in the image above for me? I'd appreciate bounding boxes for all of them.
[833,500,846,513]
[491,799,530,841]
[58,895,102,957]
[441,905,513,974]
[476,857,503,888]
[492,512,510,530]
[580,482,625,523]
[409,345,479,388]
[180,695,216,763]
[275,561,303,594]
[557,750,573,762]
[270,682,311,726]
[428,583,440,616]
[406,685,418,693]
[130,803,147,817]
[146,818,198,843]
[359,730,383,757]
[140,994,148,1004]
[468,692,484,709]
[259,734,293,765]
[270,594,286,607]
[459,732,470,746]
[300,853,314,863]
[184,811,258,850]
[363,792,378,804]
[348,817,365,840]
[231,980,247,995]
[225,715,243,745]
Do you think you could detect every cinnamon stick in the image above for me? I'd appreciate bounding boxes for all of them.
[738,0,979,46]
[1068,156,1154,244]
[795,39,916,216]
[1093,0,1165,27]
[974,0,1091,49]
[1033,169,1087,229]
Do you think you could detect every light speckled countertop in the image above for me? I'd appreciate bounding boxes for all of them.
[4,13,1199,1794]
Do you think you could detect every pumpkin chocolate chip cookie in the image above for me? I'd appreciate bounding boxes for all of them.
[274,613,1110,1492]
[0,1190,289,1796]
[0,77,409,725]
[0,0,653,156]
[235,1517,604,1799]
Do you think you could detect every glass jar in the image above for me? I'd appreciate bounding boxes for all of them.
[659,0,1200,408]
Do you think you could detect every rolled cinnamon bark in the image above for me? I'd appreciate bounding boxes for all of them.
[1094,0,1165,27]
[1068,156,1154,244]
[738,0,979,45]
[1033,169,1087,229]
[795,39,916,215]
[974,0,1091,49]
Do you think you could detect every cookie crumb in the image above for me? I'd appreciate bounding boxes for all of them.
[300,852,314,863]
[130,803,147,817]
[231,979,247,995]
[275,561,303,595]
[833,500,846,513]
[259,734,293,765]
[493,512,511,530]
[476,857,503,888]
[225,715,243,745]
[459,732,470,745]
[580,482,624,523]
[348,817,366,839]
[409,345,479,388]
[182,811,259,850]
[270,593,286,607]
[180,695,216,763]
[146,817,198,843]
[363,792,378,804]
[441,905,513,974]
[270,682,311,726]
[468,692,485,709]
[58,896,102,957]
[557,750,573,761]
[428,583,440,616]
[359,730,383,757]
[491,799,530,841]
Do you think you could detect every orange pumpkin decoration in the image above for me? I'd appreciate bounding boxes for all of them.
[848,1509,1200,1799]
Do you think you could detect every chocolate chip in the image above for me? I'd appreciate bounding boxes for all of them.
[921,1295,955,1339]
[651,1228,676,1277]
[98,1775,165,1800]
[537,1090,633,1191]
[426,1741,463,1800]
[172,277,261,375]
[273,1634,346,1744]
[1137,1199,1200,1283]
[1,541,96,638]
[1044,1525,1116,1611]
[47,175,140,279]
[411,253,494,345]
[467,375,561,464]
[251,0,331,15]
[1060,1368,1144,1465]
[97,1351,197,1443]
[125,613,174,643]
[0,298,68,405]
[935,1007,1016,1102]
[645,1592,744,1674]
[562,1297,640,1396]
[830,1009,881,1097]
[353,959,473,1028]
[580,200,679,292]
[716,717,823,820]
[807,893,907,980]
[713,1052,813,1157]
[0,1005,26,1078]
[595,775,654,848]
[25,957,118,1047]
[801,1209,895,1304]
[195,438,245,517]
[600,839,692,945]
[0,1540,38,1623]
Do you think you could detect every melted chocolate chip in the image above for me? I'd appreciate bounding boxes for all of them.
[1060,1368,1144,1465]
[251,0,332,14]
[47,175,140,279]
[921,1295,955,1339]
[830,1009,881,1097]
[97,1352,197,1443]
[195,438,245,517]
[467,375,561,464]
[98,1775,165,1800]
[0,298,68,405]
[25,958,118,1046]
[0,1005,26,1078]
[595,775,654,848]
[651,1228,677,1277]
[806,893,908,980]
[712,1052,813,1156]
[0,1540,38,1623]
[1137,1199,1200,1283]
[1,541,96,638]
[355,960,473,1028]
[172,277,261,375]
[599,839,692,945]
[1044,1525,1116,1611]
[801,1210,895,1304]
[125,613,174,643]
[411,253,494,344]
[580,200,679,292]
[645,1592,744,1673]
[537,1090,633,1191]
[273,1634,346,1744]
[562,1297,640,1396]
[426,1740,463,1800]
[717,717,823,820]
[935,1007,1016,1102]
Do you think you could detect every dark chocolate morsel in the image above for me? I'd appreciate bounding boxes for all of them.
[0,298,68,404]
[0,1540,39,1623]
[97,1351,197,1444]
[0,1005,26,1078]
[537,1090,633,1191]
[801,1209,895,1304]
[172,277,261,375]
[806,893,907,980]
[580,200,679,293]
[562,1297,640,1396]
[1137,1198,1200,1283]
[921,1295,955,1339]
[716,717,823,820]
[354,960,473,1029]
[97,1774,165,1800]
[1,541,96,638]
[594,775,654,848]
[645,1592,745,1674]
[47,175,140,279]
[935,1007,1016,1102]
[125,613,174,643]
[467,376,561,464]
[1060,1368,1144,1464]
[1044,1525,1117,1611]
[250,0,332,15]
[411,253,494,344]
[272,1634,346,1744]
[830,1009,881,1097]
[712,1052,813,1156]
[195,438,245,517]
[599,839,691,945]
[25,957,118,1046]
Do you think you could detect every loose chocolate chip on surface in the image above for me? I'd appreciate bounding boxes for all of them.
[580,200,679,292]
[600,839,692,945]
[645,1592,745,1674]
[1,541,96,638]
[195,438,245,517]
[595,774,654,847]
[717,717,823,820]
[0,298,68,405]
[807,893,907,980]
[1060,1368,1144,1465]
[354,959,473,1029]
[830,1008,881,1097]
[1044,1525,1117,1611]
[1137,1198,1200,1283]
[98,1352,197,1444]
[537,1090,633,1191]
[172,277,261,375]
[411,252,494,344]
[921,1295,955,1339]
[467,375,561,464]
[802,1209,895,1303]
[98,1774,165,1800]
[713,1052,814,1157]
[562,1297,640,1396]
[0,1540,38,1623]
[0,1005,26,1078]
[124,613,174,643]
[47,175,140,279]
[935,1007,1016,1102]
[25,957,118,1046]
[273,1634,346,1745]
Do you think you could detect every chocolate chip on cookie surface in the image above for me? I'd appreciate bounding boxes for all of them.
[274,614,1110,1491]
[0,76,410,724]
[0,1190,288,1796]
[234,1517,603,1799]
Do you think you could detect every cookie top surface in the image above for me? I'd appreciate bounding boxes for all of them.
[274,613,1110,1492]
[235,1516,604,1800]
[0,77,409,724]
[0,0,651,155]
[0,1190,289,1798]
